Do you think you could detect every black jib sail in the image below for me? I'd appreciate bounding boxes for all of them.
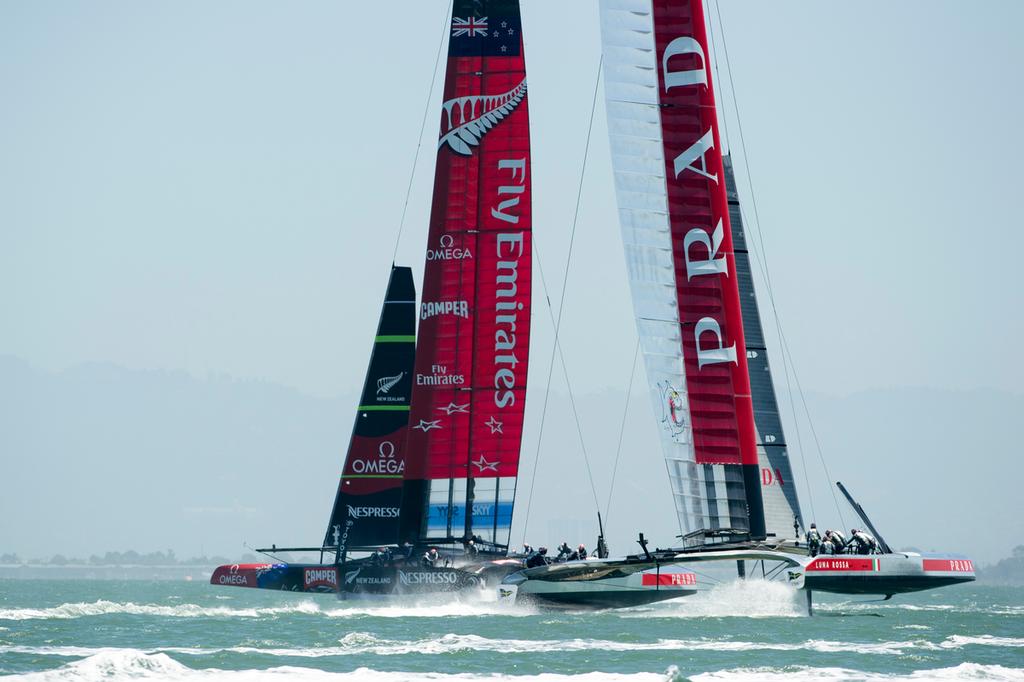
[724,156,804,541]
[323,266,417,550]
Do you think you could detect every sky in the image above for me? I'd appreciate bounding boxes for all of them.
[1,2,1023,563]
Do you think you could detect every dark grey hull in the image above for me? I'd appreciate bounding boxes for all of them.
[497,558,700,609]
[511,587,697,610]
[338,559,523,599]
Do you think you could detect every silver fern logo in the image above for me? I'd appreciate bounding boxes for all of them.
[376,372,404,395]
[438,78,527,156]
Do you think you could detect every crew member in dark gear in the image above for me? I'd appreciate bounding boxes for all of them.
[525,547,548,568]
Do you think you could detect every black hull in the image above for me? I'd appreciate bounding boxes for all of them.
[211,559,522,597]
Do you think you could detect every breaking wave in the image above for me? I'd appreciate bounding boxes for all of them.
[0,600,323,621]
[690,663,1024,681]
[4,633,1019,659]
[625,580,803,618]
[4,652,1023,682]
[0,599,533,622]
[814,602,1024,617]
[940,635,1024,649]
[0,650,674,682]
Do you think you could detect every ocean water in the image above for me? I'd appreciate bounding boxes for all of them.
[1,579,1021,681]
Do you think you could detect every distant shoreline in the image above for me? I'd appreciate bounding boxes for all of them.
[0,565,216,581]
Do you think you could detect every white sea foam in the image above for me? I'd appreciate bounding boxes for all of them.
[940,635,1024,648]
[14,631,1022,660]
[0,650,674,682]
[625,579,803,618]
[814,601,1024,617]
[0,598,533,621]
[0,600,323,621]
[5,652,1023,682]
[321,600,537,619]
[691,663,1024,681]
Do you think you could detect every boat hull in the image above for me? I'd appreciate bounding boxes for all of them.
[799,553,975,595]
[211,558,523,597]
[498,560,698,609]
[495,547,976,609]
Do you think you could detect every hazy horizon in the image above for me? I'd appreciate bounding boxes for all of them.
[2,355,1020,567]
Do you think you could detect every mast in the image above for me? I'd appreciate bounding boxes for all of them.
[323,266,416,549]
[401,0,532,552]
[600,0,764,542]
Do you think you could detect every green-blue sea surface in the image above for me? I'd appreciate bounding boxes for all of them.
[1,579,1022,681]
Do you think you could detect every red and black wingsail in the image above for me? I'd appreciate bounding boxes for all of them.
[601,0,764,539]
[323,266,416,550]
[400,0,532,551]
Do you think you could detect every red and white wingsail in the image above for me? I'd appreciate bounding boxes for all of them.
[400,0,531,552]
[600,0,765,540]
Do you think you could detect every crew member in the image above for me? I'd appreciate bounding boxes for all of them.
[826,529,847,554]
[807,524,822,557]
[522,544,534,556]
[465,539,479,558]
[422,547,440,568]
[555,542,572,562]
[849,529,879,555]
[525,547,548,568]
[568,544,588,561]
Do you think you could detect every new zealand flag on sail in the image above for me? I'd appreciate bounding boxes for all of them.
[449,0,521,57]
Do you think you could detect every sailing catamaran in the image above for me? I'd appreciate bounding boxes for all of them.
[211,0,533,598]
[497,0,975,609]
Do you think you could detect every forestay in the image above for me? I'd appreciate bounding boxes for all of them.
[401,0,532,551]
[600,0,765,540]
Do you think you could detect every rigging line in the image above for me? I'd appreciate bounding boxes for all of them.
[555,326,601,513]
[734,195,816,524]
[519,240,602,540]
[519,56,605,544]
[711,0,811,525]
[706,0,731,152]
[391,0,452,265]
[777,311,817,523]
[780,330,847,530]
[604,338,641,525]
[712,2,841,526]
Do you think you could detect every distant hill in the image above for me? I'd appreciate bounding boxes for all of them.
[978,545,1024,585]
[0,355,351,561]
[0,355,1020,565]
